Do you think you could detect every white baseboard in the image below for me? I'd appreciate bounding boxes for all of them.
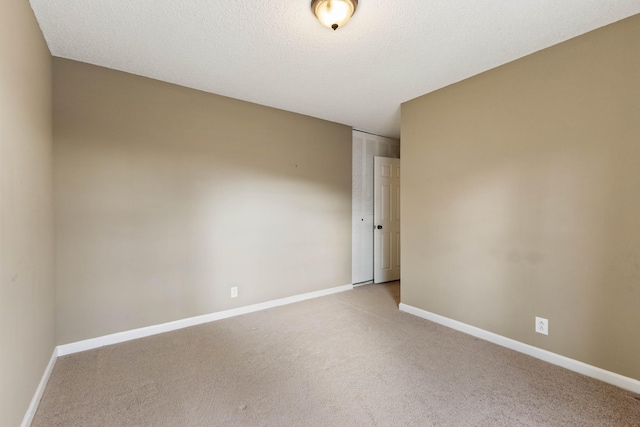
[399,303,640,395]
[58,283,353,357]
[21,347,58,427]
[353,281,373,287]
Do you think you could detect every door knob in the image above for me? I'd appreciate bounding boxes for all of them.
[377,225,383,229]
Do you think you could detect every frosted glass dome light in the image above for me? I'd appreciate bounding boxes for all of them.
[311,0,358,30]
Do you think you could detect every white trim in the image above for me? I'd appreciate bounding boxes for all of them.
[21,347,58,427]
[58,284,353,356]
[399,303,640,395]
[353,281,373,287]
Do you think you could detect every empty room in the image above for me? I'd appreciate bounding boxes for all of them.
[1,0,639,425]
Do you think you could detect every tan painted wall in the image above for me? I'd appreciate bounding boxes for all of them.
[53,59,352,344]
[401,14,640,380]
[0,1,55,425]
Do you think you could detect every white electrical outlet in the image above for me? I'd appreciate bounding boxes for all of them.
[231,287,238,298]
[535,317,548,335]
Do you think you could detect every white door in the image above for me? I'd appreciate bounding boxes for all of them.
[374,157,400,283]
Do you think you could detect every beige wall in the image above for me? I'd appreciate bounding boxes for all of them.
[0,1,55,425]
[401,15,640,380]
[53,58,352,344]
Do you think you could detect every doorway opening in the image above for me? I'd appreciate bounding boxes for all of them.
[351,130,400,285]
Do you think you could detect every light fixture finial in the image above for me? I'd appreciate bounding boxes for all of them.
[311,0,358,31]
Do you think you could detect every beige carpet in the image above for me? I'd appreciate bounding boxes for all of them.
[33,282,640,426]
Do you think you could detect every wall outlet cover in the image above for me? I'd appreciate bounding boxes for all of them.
[535,317,549,335]
[231,287,238,298]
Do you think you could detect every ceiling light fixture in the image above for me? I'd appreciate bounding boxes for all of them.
[311,0,358,31]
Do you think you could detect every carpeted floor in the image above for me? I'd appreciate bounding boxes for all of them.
[33,282,640,426]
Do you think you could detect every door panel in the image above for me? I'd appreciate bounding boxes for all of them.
[374,156,400,283]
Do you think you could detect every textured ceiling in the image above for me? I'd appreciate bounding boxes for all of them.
[30,1,639,138]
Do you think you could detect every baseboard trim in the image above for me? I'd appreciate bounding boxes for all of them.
[57,284,353,357]
[21,347,58,427]
[353,281,373,287]
[399,303,640,395]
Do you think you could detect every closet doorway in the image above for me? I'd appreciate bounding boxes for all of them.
[352,130,400,285]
